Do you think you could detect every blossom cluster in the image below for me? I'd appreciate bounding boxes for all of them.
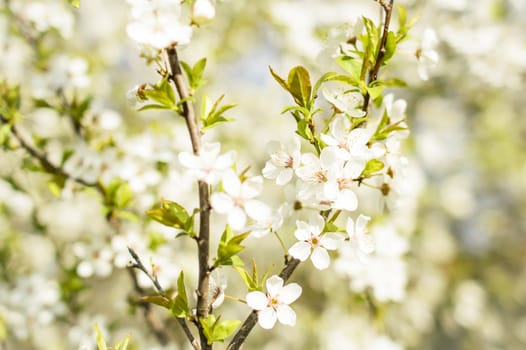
[9,0,524,349]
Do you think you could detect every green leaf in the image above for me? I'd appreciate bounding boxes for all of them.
[200,315,241,344]
[269,66,289,93]
[181,58,207,94]
[215,226,249,267]
[94,324,108,350]
[366,82,384,101]
[233,259,263,291]
[142,295,173,309]
[213,319,241,342]
[398,4,407,29]
[47,175,66,197]
[383,31,397,64]
[113,334,131,350]
[201,95,236,130]
[295,119,313,141]
[141,77,177,111]
[68,0,80,8]
[114,182,133,208]
[362,159,384,176]
[146,199,194,234]
[0,124,10,146]
[313,72,338,97]
[287,66,312,107]
[336,56,362,84]
[113,209,139,222]
[171,271,190,318]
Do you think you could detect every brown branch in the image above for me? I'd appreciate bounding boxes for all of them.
[0,113,104,193]
[164,46,212,350]
[226,258,300,350]
[363,0,395,113]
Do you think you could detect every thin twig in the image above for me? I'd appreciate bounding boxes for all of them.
[128,247,201,350]
[127,268,171,345]
[165,46,212,350]
[0,113,104,193]
[363,0,395,114]
[226,258,300,350]
[128,247,165,294]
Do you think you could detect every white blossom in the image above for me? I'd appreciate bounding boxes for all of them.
[322,87,366,118]
[210,170,270,231]
[415,28,439,80]
[192,0,216,25]
[126,0,192,49]
[344,214,374,262]
[262,138,301,185]
[246,275,302,329]
[288,214,343,270]
[179,142,235,185]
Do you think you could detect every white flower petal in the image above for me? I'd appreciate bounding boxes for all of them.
[356,214,371,234]
[242,176,263,198]
[278,283,302,304]
[222,170,241,196]
[262,162,280,179]
[346,217,355,238]
[246,291,268,311]
[311,246,330,270]
[258,308,277,329]
[335,189,358,211]
[358,234,375,254]
[210,193,233,214]
[294,221,313,241]
[310,214,325,234]
[276,304,296,326]
[266,275,284,297]
[178,152,198,169]
[245,200,271,222]
[320,233,344,250]
[228,206,247,231]
[276,168,293,185]
[288,241,312,261]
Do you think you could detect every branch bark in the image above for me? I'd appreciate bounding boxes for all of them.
[363,0,395,113]
[165,47,212,350]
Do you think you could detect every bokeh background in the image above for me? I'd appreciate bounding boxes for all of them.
[1,0,525,349]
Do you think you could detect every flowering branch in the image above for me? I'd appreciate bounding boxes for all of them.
[165,46,212,349]
[226,258,300,350]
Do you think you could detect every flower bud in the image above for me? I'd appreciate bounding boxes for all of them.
[192,0,215,25]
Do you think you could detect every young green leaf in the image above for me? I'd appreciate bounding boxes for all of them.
[171,271,190,318]
[142,295,173,309]
[113,334,131,350]
[146,199,194,234]
[68,0,80,8]
[269,66,289,93]
[361,159,385,176]
[201,94,236,131]
[336,56,362,85]
[295,119,313,141]
[383,31,397,64]
[287,66,312,107]
[200,314,241,344]
[215,226,249,267]
[94,324,108,350]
